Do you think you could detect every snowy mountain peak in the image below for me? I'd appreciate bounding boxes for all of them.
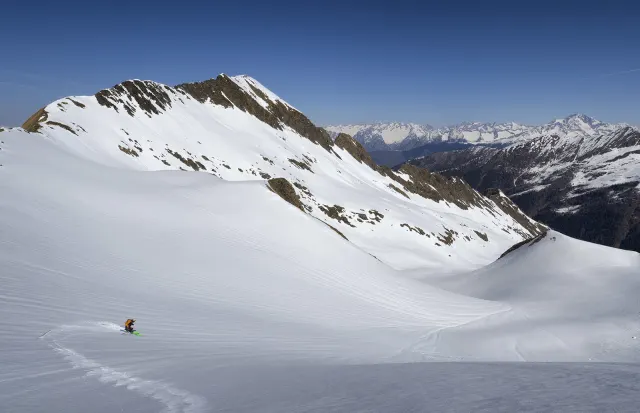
[328,114,626,151]
[325,122,437,151]
[557,113,600,126]
[229,74,297,112]
[529,113,623,143]
[548,113,602,133]
[14,74,545,271]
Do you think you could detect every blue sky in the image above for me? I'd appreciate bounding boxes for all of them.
[1,0,639,127]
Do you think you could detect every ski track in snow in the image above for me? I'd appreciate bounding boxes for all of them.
[41,322,207,413]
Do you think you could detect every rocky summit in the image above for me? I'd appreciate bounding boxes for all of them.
[326,115,623,152]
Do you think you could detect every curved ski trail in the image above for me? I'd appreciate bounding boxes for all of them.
[40,322,207,413]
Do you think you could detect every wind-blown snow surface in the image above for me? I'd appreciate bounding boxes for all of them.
[2,126,640,411]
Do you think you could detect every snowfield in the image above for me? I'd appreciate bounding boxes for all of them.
[1,77,640,412]
[2,127,640,412]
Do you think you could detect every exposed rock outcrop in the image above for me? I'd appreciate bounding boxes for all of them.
[267,178,304,212]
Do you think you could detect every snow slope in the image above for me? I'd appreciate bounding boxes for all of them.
[3,76,640,412]
[19,76,540,272]
[2,124,640,412]
[0,129,506,412]
[421,231,640,362]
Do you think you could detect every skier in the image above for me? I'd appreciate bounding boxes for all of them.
[124,318,136,333]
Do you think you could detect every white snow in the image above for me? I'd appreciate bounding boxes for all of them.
[426,231,640,362]
[502,124,640,196]
[0,131,507,411]
[510,184,550,197]
[327,114,622,149]
[571,145,640,192]
[324,124,368,138]
[2,84,640,412]
[555,205,582,214]
[325,122,435,145]
[28,82,534,271]
[230,75,298,112]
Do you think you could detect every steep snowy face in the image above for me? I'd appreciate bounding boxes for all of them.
[413,125,640,252]
[16,74,543,271]
[229,74,297,111]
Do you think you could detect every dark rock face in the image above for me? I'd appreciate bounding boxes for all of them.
[412,129,640,252]
[267,178,304,211]
[91,74,335,155]
[333,133,543,237]
[397,164,493,210]
[499,231,548,259]
[484,189,547,237]
[22,108,48,132]
[95,80,173,117]
[46,121,77,135]
[334,133,377,170]
[536,184,639,249]
[177,75,334,152]
[336,133,481,208]
[20,73,544,242]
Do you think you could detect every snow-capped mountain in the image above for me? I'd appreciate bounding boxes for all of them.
[523,113,626,142]
[3,74,640,413]
[326,114,623,152]
[326,122,436,151]
[412,124,640,252]
[12,74,543,271]
[442,121,531,144]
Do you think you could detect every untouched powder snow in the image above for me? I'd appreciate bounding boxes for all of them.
[424,231,640,362]
[0,132,505,412]
[2,123,640,411]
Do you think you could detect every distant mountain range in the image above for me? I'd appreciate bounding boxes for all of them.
[325,115,627,152]
[411,125,640,252]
